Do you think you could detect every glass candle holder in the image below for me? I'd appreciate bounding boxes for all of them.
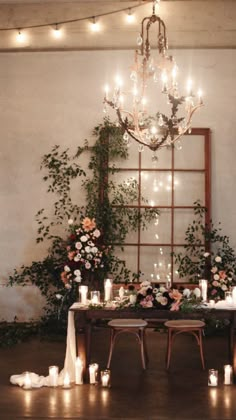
[104,278,113,302]
[62,371,71,389]
[79,285,88,305]
[90,291,100,304]
[75,357,83,385]
[101,369,111,387]
[208,369,218,386]
[199,279,208,302]
[23,371,32,390]
[89,363,99,384]
[49,365,59,387]
[225,291,233,305]
[224,364,233,385]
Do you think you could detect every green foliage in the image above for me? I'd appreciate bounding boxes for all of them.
[8,118,158,337]
[173,200,236,287]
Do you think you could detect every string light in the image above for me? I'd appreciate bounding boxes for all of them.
[90,17,100,32]
[0,1,152,34]
[52,24,62,39]
[126,9,135,24]
[16,29,26,43]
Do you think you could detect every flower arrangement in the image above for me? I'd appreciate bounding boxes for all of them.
[61,217,110,290]
[203,252,234,300]
[135,281,202,311]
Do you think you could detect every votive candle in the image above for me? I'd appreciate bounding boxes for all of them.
[23,372,32,390]
[63,371,71,389]
[89,363,99,384]
[49,365,59,387]
[101,369,111,387]
[91,291,100,304]
[208,369,218,386]
[224,364,233,385]
[75,357,83,385]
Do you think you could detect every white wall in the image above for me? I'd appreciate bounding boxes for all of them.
[0,49,235,320]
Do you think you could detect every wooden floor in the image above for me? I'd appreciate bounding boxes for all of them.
[0,327,235,420]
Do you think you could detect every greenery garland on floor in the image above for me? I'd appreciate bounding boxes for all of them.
[6,118,157,342]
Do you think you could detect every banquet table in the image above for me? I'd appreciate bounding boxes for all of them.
[70,305,236,381]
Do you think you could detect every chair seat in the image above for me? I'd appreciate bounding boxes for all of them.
[165,320,205,329]
[108,319,147,328]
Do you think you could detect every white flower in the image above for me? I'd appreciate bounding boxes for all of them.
[81,235,88,242]
[93,229,101,238]
[213,274,220,281]
[228,277,233,282]
[139,287,147,296]
[65,283,72,289]
[215,256,222,263]
[74,269,81,276]
[88,241,94,246]
[64,265,71,272]
[74,276,81,283]
[85,261,91,269]
[153,288,158,294]
[140,280,151,288]
[204,252,210,258]
[75,242,82,250]
[211,266,218,274]
[56,294,63,300]
[183,288,191,298]
[193,287,201,298]
[221,284,228,291]
[68,219,74,225]
[74,254,81,262]
[159,286,167,293]
[91,246,98,254]
[212,280,219,287]
[156,296,168,305]
[85,246,91,253]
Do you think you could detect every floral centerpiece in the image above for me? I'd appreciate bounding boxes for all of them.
[61,217,110,292]
[203,252,234,300]
[134,281,202,311]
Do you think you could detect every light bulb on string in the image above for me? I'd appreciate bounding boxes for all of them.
[52,24,62,39]
[126,9,135,24]
[90,17,100,32]
[16,29,26,43]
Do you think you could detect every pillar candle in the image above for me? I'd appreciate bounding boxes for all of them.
[89,363,98,384]
[224,365,233,385]
[208,369,218,386]
[104,279,113,302]
[23,372,32,390]
[75,357,83,385]
[63,372,71,389]
[49,365,59,387]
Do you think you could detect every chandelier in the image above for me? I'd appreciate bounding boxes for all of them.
[103,0,204,154]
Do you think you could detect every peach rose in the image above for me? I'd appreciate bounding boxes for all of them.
[82,217,96,232]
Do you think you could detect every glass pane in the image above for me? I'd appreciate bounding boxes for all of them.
[109,170,139,205]
[139,246,171,284]
[174,208,204,244]
[174,172,205,206]
[109,140,139,169]
[141,171,172,206]
[141,209,171,244]
[141,147,172,169]
[172,246,191,283]
[113,246,138,279]
[175,135,205,169]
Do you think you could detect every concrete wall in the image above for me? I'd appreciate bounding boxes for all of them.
[0,49,235,320]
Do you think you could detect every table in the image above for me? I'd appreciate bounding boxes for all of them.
[70,306,236,381]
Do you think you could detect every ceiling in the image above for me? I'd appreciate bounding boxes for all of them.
[0,0,235,51]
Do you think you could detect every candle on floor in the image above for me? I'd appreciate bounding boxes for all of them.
[89,363,99,384]
[23,372,32,390]
[101,369,111,387]
[224,365,233,385]
[208,369,218,386]
[49,365,59,387]
[63,371,71,389]
[75,357,83,385]
[91,291,100,304]
[104,278,113,302]
[79,285,88,305]
[199,279,208,302]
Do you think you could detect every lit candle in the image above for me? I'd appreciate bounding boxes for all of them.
[79,285,88,305]
[49,365,59,387]
[89,363,99,384]
[208,369,218,386]
[199,279,208,302]
[104,278,113,302]
[119,286,125,299]
[197,88,203,104]
[63,372,71,389]
[225,291,233,305]
[23,372,32,390]
[75,357,83,385]
[224,365,233,385]
[129,294,137,304]
[101,369,111,387]
[91,291,100,304]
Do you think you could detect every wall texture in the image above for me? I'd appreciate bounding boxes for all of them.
[0,49,235,320]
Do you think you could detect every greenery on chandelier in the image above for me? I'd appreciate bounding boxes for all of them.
[7,118,157,338]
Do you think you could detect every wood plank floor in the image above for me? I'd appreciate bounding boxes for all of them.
[0,327,235,419]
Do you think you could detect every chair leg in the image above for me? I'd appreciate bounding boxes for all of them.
[107,328,116,369]
[139,328,146,370]
[166,328,172,370]
[143,329,149,365]
[199,329,205,370]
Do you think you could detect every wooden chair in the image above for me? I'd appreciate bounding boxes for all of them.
[107,318,148,370]
[164,319,205,370]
